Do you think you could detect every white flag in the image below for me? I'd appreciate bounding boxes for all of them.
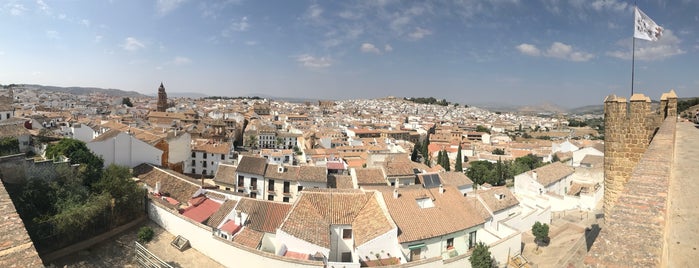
[634,7,663,41]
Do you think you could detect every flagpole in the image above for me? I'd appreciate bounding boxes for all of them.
[631,35,635,96]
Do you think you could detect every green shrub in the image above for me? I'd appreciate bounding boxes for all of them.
[137,226,154,243]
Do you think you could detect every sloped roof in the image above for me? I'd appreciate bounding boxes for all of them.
[298,166,327,183]
[236,198,292,233]
[237,156,267,176]
[383,161,415,177]
[378,185,488,243]
[135,164,199,204]
[439,172,474,187]
[264,165,300,181]
[233,228,264,249]
[528,162,575,187]
[181,198,221,223]
[205,199,238,228]
[476,186,519,214]
[0,124,30,139]
[328,174,354,189]
[279,190,393,248]
[355,168,387,185]
[213,164,237,186]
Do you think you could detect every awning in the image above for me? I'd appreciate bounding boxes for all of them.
[408,243,426,250]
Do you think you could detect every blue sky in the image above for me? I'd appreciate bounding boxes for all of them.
[0,0,697,107]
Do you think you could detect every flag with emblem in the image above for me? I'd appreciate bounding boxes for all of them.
[634,7,662,41]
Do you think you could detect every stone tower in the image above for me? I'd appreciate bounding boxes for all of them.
[156,82,167,112]
[603,90,677,216]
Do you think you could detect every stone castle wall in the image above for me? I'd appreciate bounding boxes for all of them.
[602,90,677,215]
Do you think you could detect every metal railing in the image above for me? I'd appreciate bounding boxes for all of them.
[134,241,173,268]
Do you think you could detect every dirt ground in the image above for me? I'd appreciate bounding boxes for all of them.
[49,220,223,268]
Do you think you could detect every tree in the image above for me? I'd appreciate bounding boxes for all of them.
[121,97,133,107]
[475,125,490,134]
[454,145,463,172]
[246,135,258,149]
[466,161,494,185]
[469,242,493,268]
[552,153,561,162]
[532,221,550,251]
[492,148,505,155]
[442,150,450,171]
[411,144,420,162]
[0,137,19,156]
[45,139,104,186]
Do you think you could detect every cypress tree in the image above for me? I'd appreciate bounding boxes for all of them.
[455,145,463,172]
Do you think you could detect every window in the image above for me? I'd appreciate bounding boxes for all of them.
[250,192,257,198]
[191,160,195,166]
[203,153,207,159]
[268,180,275,191]
[238,176,244,187]
[283,197,290,203]
[191,151,196,157]
[202,169,206,174]
[468,231,477,249]
[191,168,195,174]
[268,195,274,201]
[410,248,421,261]
[283,181,290,193]
[203,161,207,168]
[342,229,352,239]
[297,185,303,192]
[446,238,454,249]
[341,252,352,262]
[221,154,225,160]
[251,178,257,189]
[225,187,230,191]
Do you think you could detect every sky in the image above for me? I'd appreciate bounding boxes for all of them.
[0,0,697,108]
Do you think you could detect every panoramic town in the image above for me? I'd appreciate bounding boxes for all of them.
[1,1,698,268]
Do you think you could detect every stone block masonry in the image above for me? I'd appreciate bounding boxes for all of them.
[602,90,677,216]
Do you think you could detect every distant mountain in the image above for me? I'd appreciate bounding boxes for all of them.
[475,102,568,114]
[13,84,148,98]
[146,92,208,98]
[568,104,604,115]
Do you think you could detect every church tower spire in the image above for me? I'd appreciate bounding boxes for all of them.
[157,82,168,112]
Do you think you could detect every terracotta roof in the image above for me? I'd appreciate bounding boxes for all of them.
[0,124,30,139]
[279,191,393,248]
[328,174,354,189]
[192,140,231,155]
[476,186,519,214]
[237,156,267,176]
[233,228,264,249]
[354,168,387,185]
[220,220,241,235]
[377,185,487,243]
[439,172,473,187]
[135,164,200,204]
[581,155,604,168]
[181,198,221,223]
[528,162,574,187]
[236,198,292,233]
[264,165,300,181]
[383,161,415,177]
[298,166,327,183]
[213,164,237,186]
[205,199,238,228]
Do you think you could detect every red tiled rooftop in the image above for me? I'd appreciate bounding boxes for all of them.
[220,220,241,235]
[284,251,310,260]
[181,198,221,223]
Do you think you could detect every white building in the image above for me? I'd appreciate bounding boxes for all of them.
[88,129,162,167]
[186,139,232,177]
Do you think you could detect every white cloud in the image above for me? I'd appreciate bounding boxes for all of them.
[360,43,380,54]
[607,30,685,61]
[517,42,593,61]
[245,41,258,46]
[199,0,242,19]
[222,17,250,38]
[45,30,59,40]
[122,37,145,51]
[58,13,66,19]
[296,54,332,68]
[591,0,628,12]
[516,43,541,56]
[94,35,103,43]
[304,4,323,23]
[409,27,431,40]
[173,56,191,65]
[338,10,361,20]
[384,44,393,52]
[156,0,187,16]
[36,0,50,14]
[8,3,26,16]
[81,19,90,27]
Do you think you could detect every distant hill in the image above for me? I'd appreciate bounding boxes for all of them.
[476,102,569,114]
[10,84,148,98]
[568,104,604,115]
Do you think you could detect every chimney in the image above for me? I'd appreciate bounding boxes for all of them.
[393,189,399,199]
[439,184,444,194]
[532,171,538,180]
